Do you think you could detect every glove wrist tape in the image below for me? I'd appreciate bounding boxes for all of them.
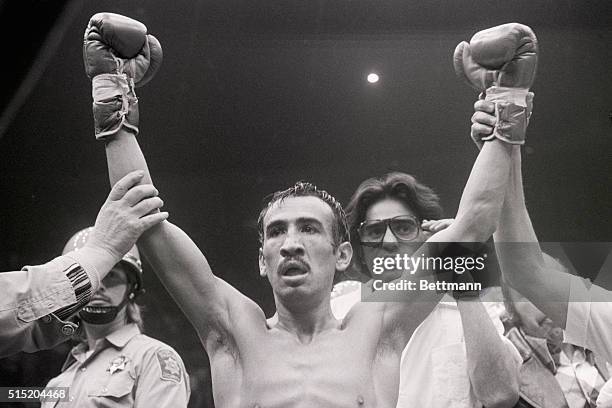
[91,73,139,139]
[479,86,533,146]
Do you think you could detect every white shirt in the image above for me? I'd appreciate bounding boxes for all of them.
[331,282,519,408]
[564,274,612,364]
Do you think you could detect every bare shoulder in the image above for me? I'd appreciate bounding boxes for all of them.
[200,278,268,354]
[340,294,386,333]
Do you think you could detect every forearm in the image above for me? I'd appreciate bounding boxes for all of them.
[494,148,570,326]
[85,13,232,332]
[382,140,515,336]
[105,128,154,185]
[442,140,514,243]
[103,129,227,330]
[458,298,519,407]
[103,129,196,263]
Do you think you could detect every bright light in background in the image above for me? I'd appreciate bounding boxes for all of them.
[367,73,379,83]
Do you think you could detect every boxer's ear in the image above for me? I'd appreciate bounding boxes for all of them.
[335,241,353,273]
[258,248,267,277]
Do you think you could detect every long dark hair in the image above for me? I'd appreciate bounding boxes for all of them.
[341,172,443,281]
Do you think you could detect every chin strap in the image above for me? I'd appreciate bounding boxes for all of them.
[79,291,134,325]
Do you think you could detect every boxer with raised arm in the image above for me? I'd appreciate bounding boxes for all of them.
[83,14,533,407]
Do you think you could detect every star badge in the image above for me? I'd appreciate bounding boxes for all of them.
[107,355,128,375]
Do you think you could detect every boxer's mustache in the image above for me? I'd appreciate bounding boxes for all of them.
[278,258,310,275]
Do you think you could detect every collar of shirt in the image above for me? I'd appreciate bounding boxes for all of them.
[106,323,141,348]
[62,324,141,371]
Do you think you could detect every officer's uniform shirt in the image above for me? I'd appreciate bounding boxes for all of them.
[0,254,96,358]
[43,323,190,407]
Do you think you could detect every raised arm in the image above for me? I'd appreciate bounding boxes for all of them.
[376,135,515,318]
[470,95,572,326]
[367,24,539,406]
[469,36,612,366]
[105,132,237,336]
[431,137,513,244]
[479,113,576,332]
[495,143,572,324]
[83,13,259,343]
[433,22,538,244]
[375,22,536,318]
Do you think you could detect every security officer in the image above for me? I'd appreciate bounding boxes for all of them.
[0,170,168,358]
[42,228,190,407]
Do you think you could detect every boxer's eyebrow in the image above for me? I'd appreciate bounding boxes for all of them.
[296,217,324,230]
[266,220,287,236]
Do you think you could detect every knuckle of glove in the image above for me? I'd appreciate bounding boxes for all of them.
[453,42,489,91]
[84,13,149,80]
[453,42,475,87]
[136,35,163,87]
[459,23,538,90]
[85,14,163,87]
[89,13,147,58]
[83,33,118,78]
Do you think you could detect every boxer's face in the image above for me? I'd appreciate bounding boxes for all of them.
[259,196,351,300]
[360,197,424,281]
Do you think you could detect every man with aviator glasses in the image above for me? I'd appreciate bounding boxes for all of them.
[331,172,521,408]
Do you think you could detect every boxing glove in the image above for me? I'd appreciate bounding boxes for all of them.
[454,23,538,146]
[83,13,163,139]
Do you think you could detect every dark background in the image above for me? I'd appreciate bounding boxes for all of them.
[0,1,611,406]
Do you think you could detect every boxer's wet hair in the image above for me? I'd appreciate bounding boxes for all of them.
[258,182,349,247]
[345,172,443,246]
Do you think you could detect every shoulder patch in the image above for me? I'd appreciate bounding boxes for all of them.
[156,349,183,383]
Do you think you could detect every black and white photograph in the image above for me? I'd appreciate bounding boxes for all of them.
[1,1,611,407]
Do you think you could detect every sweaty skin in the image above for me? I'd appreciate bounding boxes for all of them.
[103,131,512,407]
[84,15,526,406]
[187,196,406,408]
[101,91,513,407]
[207,295,400,407]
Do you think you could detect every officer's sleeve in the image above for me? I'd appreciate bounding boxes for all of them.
[134,346,191,408]
[0,255,90,357]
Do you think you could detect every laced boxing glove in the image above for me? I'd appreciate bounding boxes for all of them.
[83,13,163,139]
[454,23,537,147]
